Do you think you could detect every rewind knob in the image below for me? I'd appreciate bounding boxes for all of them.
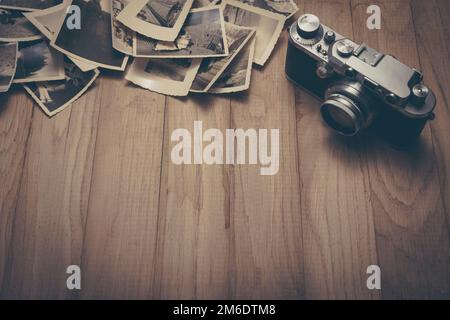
[296,14,324,46]
[297,14,321,38]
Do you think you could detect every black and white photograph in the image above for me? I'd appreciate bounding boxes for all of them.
[52,0,128,71]
[0,42,18,92]
[137,0,186,27]
[22,1,70,39]
[193,0,221,8]
[125,57,201,96]
[117,0,194,41]
[0,8,43,41]
[191,23,254,92]
[222,0,284,65]
[13,39,65,83]
[134,6,228,58]
[23,2,99,72]
[23,58,100,116]
[209,34,254,93]
[235,0,298,17]
[0,0,63,11]
[111,0,134,55]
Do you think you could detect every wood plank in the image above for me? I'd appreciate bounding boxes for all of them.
[410,0,450,297]
[411,0,450,263]
[0,89,34,297]
[295,0,379,299]
[228,17,304,299]
[79,73,166,299]
[153,95,231,299]
[351,0,450,299]
[0,80,101,299]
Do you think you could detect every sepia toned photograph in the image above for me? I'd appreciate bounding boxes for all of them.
[209,34,254,93]
[235,0,298,17]
[22,1,68,39]
[111,0,134,55]
[13,39,65,83]
[0,0,63,11]
[126,57,201,96]
[190,23,254,92]
[23,2,99,72]
[23,58,100,116]
[0,42,18,93]
[0,8,43,41]
[193,0,221,8]
[134,6,228,59]
[222,0,284,66]
[117,0,194,42]
[52,0,128,71]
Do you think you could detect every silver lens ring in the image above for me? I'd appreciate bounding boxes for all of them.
[320,93,365,136]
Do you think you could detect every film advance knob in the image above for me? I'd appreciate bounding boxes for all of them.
[297,14,321,39]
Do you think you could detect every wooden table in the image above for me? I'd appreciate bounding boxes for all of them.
[0,0,449,299]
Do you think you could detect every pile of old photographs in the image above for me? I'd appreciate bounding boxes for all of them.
[0,0,297,116]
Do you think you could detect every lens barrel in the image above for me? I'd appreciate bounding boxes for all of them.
[320,81,373,136]
[321,94,365,136]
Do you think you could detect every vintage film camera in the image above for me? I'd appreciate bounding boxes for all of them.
[286,14,436,145]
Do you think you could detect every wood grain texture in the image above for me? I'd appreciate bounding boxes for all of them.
[295,0,379,299]
[0,81,100,299]
[0,0,449,300]
[229,28,304,299]
[0,90,33,297]
[351,0,450,299]
[411,0,450,248]
[79,74,165,299]
[410,0,450,298]
[154,95,231,299]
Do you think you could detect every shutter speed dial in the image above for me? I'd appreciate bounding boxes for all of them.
[296,14,324,46]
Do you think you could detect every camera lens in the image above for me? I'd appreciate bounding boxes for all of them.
[321,94,365,136]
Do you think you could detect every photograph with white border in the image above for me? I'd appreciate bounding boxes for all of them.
[221,0,284,66]
[0,42,18,93]
[116,0,194,42]
[126,57,201,96]
[0,0,63,11]
[234,0,298,18]
[111,0,134,55]
[193,0,220,8]
[23,57,100,116]
[190,23,254,92]
[0,8,44,42]
[51,0,128,71]
[134,6,228,59]
[13,39,65,84]
[22,1,70,39]
[23,1,99,72]
[209,34,255,93]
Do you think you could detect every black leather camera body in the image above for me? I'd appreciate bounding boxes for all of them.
[286,14,436,145]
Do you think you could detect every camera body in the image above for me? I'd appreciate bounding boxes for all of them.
[286,14,436,145]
